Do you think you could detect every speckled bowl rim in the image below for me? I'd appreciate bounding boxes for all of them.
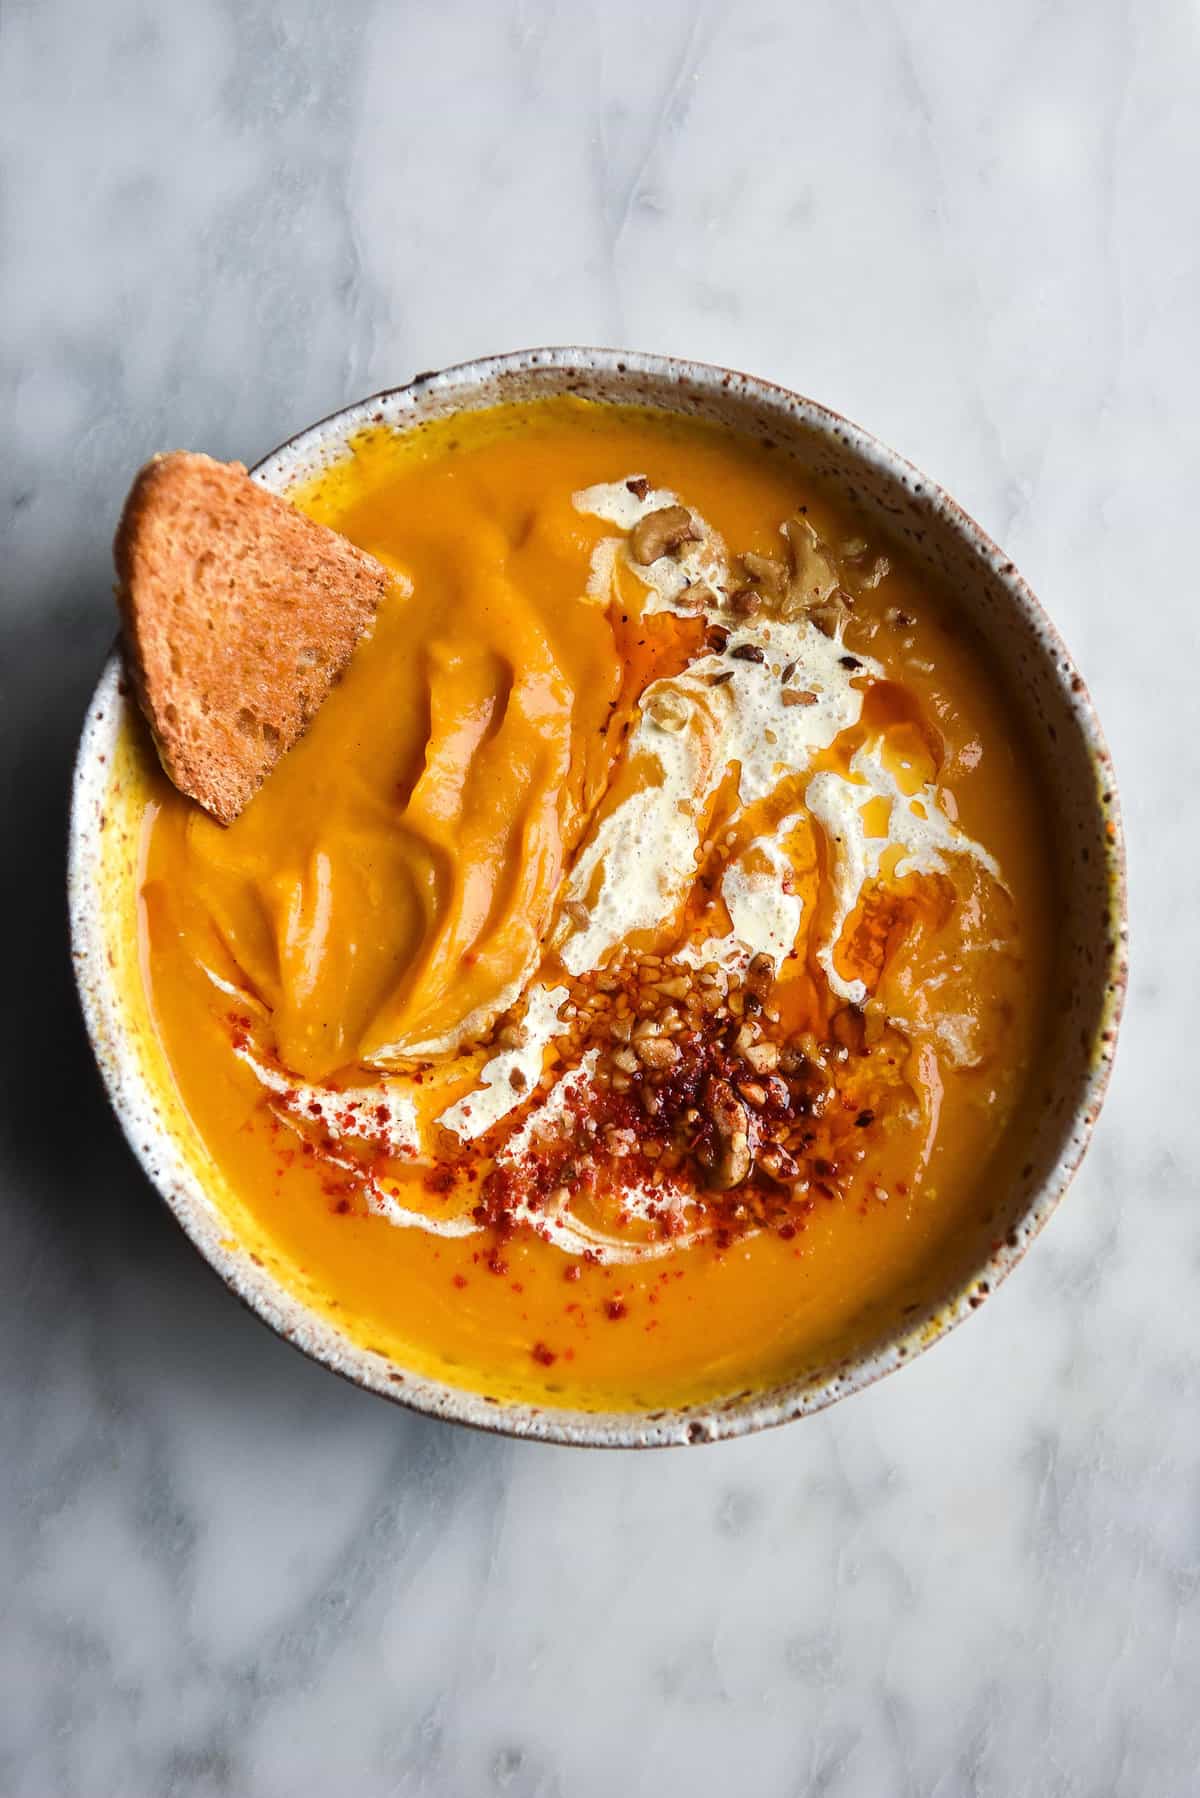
[69,347,1128,1448]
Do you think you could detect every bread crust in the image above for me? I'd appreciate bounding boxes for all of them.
[114,451,388,824]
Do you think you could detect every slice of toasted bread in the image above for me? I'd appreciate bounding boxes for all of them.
[114,451,389,825]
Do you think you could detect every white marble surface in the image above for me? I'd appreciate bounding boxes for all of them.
[1,1,1196,1792]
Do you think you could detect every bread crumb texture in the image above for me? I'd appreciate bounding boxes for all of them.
[114,451,388,824]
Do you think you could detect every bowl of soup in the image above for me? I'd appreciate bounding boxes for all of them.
[69,349,1126,1445]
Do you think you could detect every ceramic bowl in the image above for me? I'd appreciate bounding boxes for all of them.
[69,348,1127,1446]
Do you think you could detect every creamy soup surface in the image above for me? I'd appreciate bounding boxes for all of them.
[137,398,1055,1409]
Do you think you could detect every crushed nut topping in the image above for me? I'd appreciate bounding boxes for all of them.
[630,504,700,565]
[746,952,775,996]
[703,1077,752,1190]
[781,516,838,613]
[727,586,762,619]
[730,516,855,640]
[853,554,890,592]
[740,550,788,597]
[459,929,898,1260]
[807,601,845,638]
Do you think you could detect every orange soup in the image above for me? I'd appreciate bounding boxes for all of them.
[136,398,1054,1409]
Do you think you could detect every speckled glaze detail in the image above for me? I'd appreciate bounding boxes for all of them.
[69,348,1128,1448]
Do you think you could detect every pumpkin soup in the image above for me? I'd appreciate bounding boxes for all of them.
[136,397,1054,1409]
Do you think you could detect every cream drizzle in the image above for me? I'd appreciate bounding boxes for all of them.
[435,984,569,1140]
[805,744,999,1005]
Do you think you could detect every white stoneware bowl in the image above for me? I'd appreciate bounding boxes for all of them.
[69,348,1128,1447]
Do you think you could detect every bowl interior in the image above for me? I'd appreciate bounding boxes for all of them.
[70,349,1126,1446]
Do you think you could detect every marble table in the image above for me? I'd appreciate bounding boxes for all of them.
[2,2,1196,1792]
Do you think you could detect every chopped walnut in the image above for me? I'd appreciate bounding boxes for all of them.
[630,504,700,565]
[727,586,762,619]
[704,1077,752,1190]
[746,951,775,998]
[757,1142,802,1183]
[740,550,788,598]
[772,517,843,627]
[856,554,891,591]
[806,600,846,638]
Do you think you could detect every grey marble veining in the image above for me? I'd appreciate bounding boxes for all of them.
[1,2,1196,1793]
